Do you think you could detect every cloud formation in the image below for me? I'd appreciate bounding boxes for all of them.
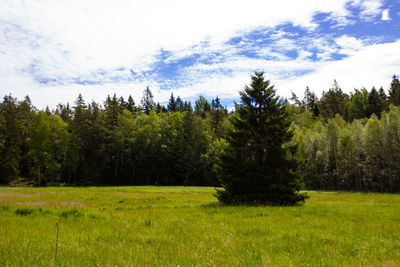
[0,0,399,108]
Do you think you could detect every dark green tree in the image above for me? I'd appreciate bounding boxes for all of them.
[167,93,177,112]
[216,72,308,205]
[176,96,184,112]
[57,103,72,122]
[319,80,349,119]
[210,96,227,138]
[367,87,386,118]
[126,95,138,114]
[303,87,319,116]
[0,95,24,182]
[104,94,122,130]
[389,75,400,106]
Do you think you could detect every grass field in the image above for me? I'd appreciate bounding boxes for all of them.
[0,187,399,266]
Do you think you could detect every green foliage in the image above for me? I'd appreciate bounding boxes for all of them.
[28,111,69,185]
[141,87,156,114]
[0,73,399,193]
[0,95,25,182]
[294,105,400,192]
[389,75,400,105]
[346,88,368,121]
[367,87,387,118]
[216,72,308,205]
[319,80,349,119]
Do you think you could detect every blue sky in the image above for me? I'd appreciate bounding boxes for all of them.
[0,0,400,109]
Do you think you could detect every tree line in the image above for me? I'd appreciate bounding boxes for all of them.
[1,74,400,192]
[292,75,400,192]
[0,88,228,186]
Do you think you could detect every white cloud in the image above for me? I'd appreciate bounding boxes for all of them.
[358,0,384,20]
[381,9,391,20]
[335,35,364,55]
[167,39,400,103]
[278,40,400,98]
[0,0,397,109]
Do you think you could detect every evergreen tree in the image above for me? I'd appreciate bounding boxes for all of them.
[167,93,177,112]
[57,103,72,122]
[176,96,184,112]
[18,96,35,178]
[194,96,211,118]
[303,87,319,116]
[319,80,349,119]
[367,87,386,118]
[216,72,308,205]
[210,96,227,138]
[119,96,127,110]
[379,86,388,101]
[0,95,24,182]
[126,95,137,114]
[141,87,156,114]
[155,102,164,113]
[389,75,400,105]
[45,106,52,115]
[104,94,121,130]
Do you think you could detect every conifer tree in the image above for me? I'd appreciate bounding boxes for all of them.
[389,75,400,105]
[319,80,349,118]
[216,72,308,205]
[303,87,319,116]
[126,95,137,114]
[367,87,386,118]
[141,87,156,114]
[176,96,184,112]
[167,93,177,112]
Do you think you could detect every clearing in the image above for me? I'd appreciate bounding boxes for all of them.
[0,186,399,266]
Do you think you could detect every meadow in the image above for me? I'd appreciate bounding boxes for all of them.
[0,186,399,266]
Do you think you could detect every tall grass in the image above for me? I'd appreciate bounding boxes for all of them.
[0,186,399,266]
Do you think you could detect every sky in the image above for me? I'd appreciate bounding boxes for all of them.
[1,0,400,109]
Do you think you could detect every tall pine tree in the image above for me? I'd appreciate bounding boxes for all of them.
[216,72,308,205]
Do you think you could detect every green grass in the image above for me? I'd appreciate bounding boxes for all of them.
[0,187,399,266]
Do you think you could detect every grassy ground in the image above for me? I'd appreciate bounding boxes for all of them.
[0,186,399,266]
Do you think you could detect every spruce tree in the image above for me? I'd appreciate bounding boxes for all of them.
[319,80,349,119]
[126,95,137,114]
[167,93,177,112]
[141,86,156,114]
[216,72,308,205]
[389,75,400,105]
[367,87,386,118]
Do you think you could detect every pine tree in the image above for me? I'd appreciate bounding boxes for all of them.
[0,95,24,182]
[155,102,163,113]
[367,87,386,118]
[319,80,349,119]
[104,94,121,130]
[194,96,211,118]
[167,93,177,112]
[389,75,400,105]
[216,72,308,205]
[303,87,319,116]
[210,96,227,138]
[141,87,156,114]
[57,103,72,122]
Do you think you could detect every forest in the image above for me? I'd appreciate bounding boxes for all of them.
[1,75,400,192]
